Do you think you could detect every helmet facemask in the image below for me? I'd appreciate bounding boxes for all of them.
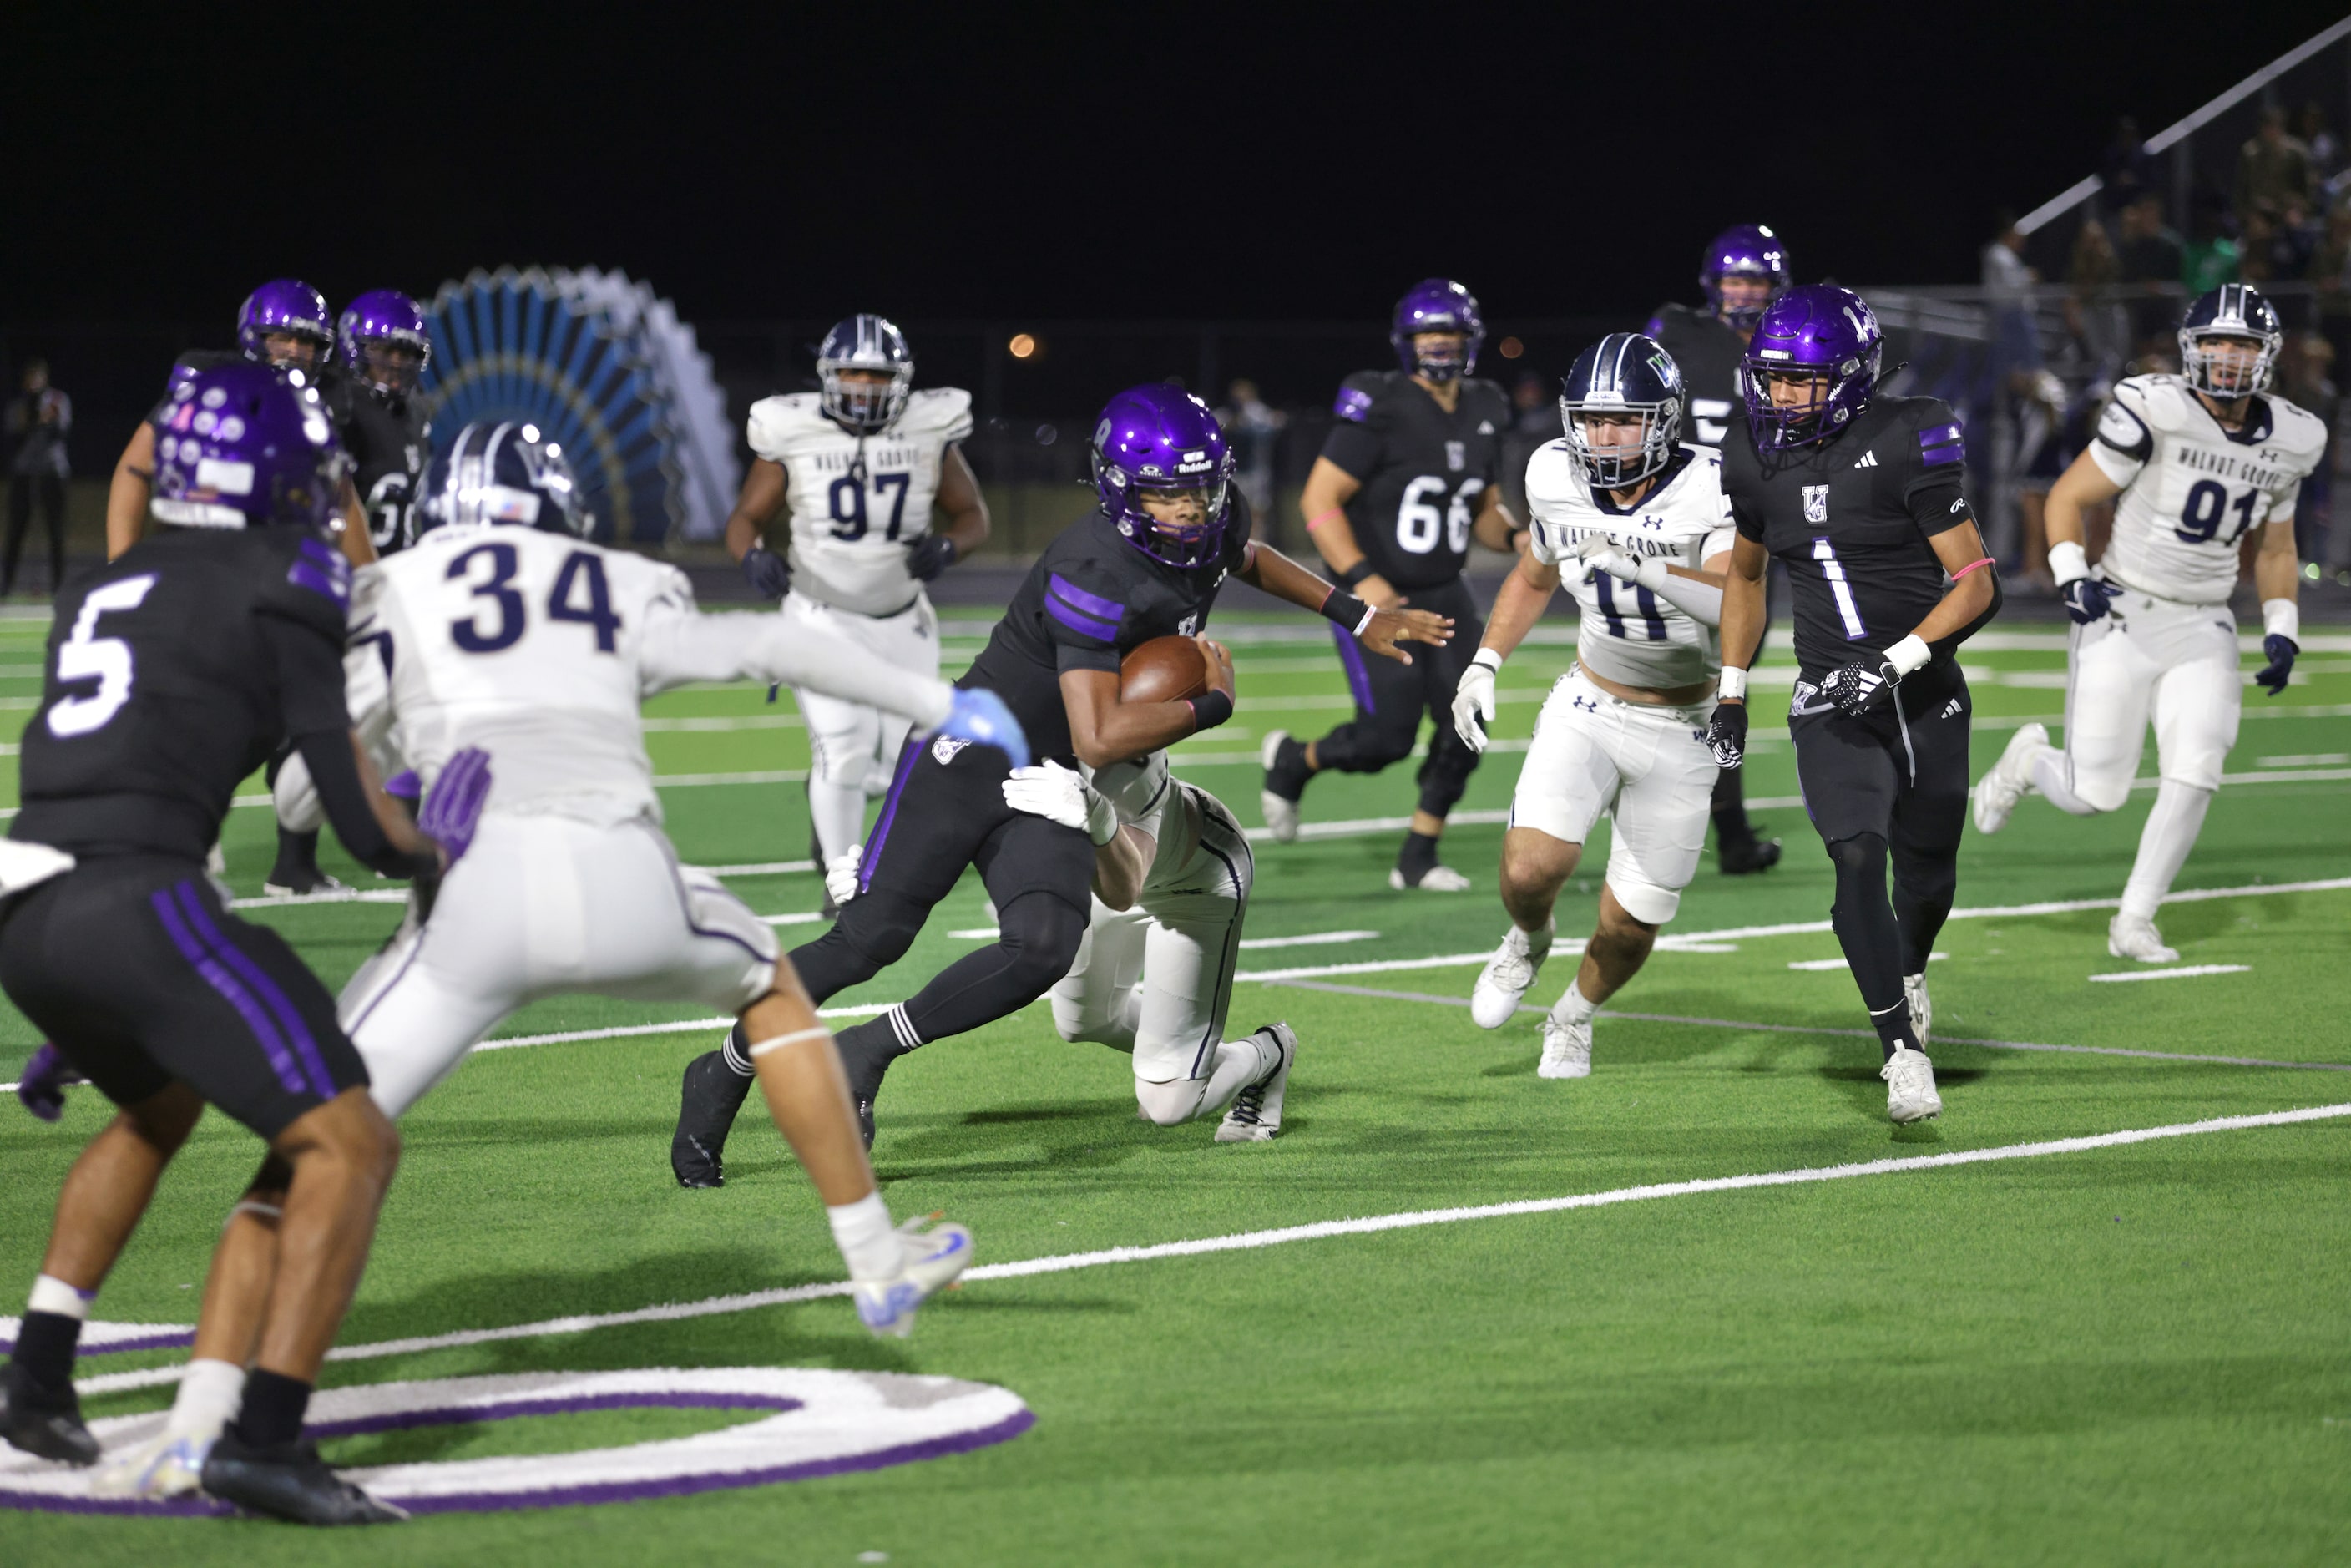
[2178,329,2277,399]
[819,364,913,433]
[1562,400,1678,489]
[1095,449,1234,569]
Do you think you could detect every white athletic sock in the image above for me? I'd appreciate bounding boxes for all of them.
[27,1274,92,1321]
[1196,1033,1279,1119]
[827,1191,899,1282]
[169,1358,245,1438]
[2121,780,2212,922]
[2029,747,2100,816]
[806,778,867,868]
[1550,980,1598,1027]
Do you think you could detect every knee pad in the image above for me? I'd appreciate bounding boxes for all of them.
[995,893,1090,994]
[1135,1076,1207,1127]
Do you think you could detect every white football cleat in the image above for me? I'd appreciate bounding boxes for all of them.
[92,1429,215,1500]
[1537,1014,1592,1080]
[1881,1046,1942,1123]
[1259,731,1302,844]
[1903,972,1932,1047]
[2106,913,2178,964]
[1971,721,2047,835]
[1216,1023,1297,1142]
[1389,864,1471,892]
[852,1216,974,1338]
[1471,920,1554,1029]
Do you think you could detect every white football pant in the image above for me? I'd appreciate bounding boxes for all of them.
[1507,670,1715,924]
[2050,589,2240,812]
[340,812,778,1117]
[784,589,940,865]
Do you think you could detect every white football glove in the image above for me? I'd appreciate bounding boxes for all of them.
[824,846,863,908]
[1002,761,1120,846]
[1451,652,1500,754]
[1575,529,1646,586]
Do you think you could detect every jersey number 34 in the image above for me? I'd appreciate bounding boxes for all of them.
[448,543,620,655]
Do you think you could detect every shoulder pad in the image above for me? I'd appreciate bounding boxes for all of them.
[2110,375,2190,433]
[2263,396,2329,460]
[1332,370,1390,423]
[1521,441,1587,516]
[896,386,974,443]
[746,393,829,462]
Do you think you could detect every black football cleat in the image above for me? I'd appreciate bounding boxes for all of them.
[1,1365,99,1465]
[854,1095,877,1152]
[671,1044,755,1188]
[200,1432,408,1525]
[1718,835,1782,875]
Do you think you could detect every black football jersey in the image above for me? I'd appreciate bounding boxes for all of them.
[321,368,431,554]
[1722,395,1975,680]
[1646,304,1747,448]
[13,528,353,862]
[1317,371,1508,590]
[963,494,1255,763]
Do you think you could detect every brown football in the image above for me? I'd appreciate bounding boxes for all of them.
[1120,635,1211,703]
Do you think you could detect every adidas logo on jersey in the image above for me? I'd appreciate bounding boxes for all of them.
[1854,451,1878,468]
[1939,697,1963,719]
[1477,421,1495,435]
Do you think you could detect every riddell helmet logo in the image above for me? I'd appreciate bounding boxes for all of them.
[1802,485,1829,523]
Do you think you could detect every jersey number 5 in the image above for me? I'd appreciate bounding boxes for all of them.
[47,574,159,738]
[448,544,621,655]
[2175,479,2262,546]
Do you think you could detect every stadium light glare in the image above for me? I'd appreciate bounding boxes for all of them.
[1498,336,1524,360]
[1009,333,1039,360]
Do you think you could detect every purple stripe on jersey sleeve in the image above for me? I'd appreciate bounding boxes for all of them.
[174,883,338,1098]
[1045,594,1120,643]
[1332,386,1374,423]
[289,537,351,610]
[1919,422,1966,467]
[1047,573,1124,623]
[1920,439,1966,468]
[150,888,309,1095]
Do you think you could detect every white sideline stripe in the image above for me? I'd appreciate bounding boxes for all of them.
[763,912,824,927]
[707,860,817,877]
[473,1004,895,1054]
[69,1101,2351,1394]
[228,890,410,909]
[952,927,1380,951]
[1231,878,2351,983]
[2088,964,2252,983]
[1788,952,1949,972]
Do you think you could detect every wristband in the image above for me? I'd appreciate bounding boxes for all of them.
[2047,539,2089,587]
[1186,689,1234,731]
[2263,597,2300,644]
[1717,666,1747,701]
[1337,559,1376,588]
[1885,633,1932,678]
[1470,647,1503,674]
[1306,507,1347,532]
[1322,589,1370,629]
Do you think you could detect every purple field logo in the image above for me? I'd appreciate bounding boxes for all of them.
[0,1368,1033,1518]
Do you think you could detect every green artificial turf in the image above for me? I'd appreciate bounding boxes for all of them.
[1,609,2347,1565]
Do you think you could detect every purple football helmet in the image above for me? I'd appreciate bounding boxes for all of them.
[1700,225,1792,331]
[337,289,431,398]
[150,362,346,531]
[1739,285,1883,451]
[236,279,334,367]
[1390,279,1484,382]
[1091,384,1235,568]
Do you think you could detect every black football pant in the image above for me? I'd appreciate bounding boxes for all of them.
[1307,575,1484,819]
[789,735,1095,1095]
[1787,661,1970,1058]
[0,856,369,1137]
[3,473,66,597]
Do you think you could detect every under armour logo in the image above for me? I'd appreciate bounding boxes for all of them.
[931,736,972,766]
[1802,484,1829,523]
[1571,695,1600,713]
[1854,451,1878,468]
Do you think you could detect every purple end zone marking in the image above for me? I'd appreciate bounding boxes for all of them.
[0,1328,199,1357]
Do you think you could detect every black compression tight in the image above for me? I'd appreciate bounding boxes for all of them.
[1825,832,1919,1059]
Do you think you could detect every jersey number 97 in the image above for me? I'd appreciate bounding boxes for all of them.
[829,472,913,542]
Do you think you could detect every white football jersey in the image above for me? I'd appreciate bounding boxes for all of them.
[746,387,974,617]
[1524,443,1736,690]
[2089,375,2323,606]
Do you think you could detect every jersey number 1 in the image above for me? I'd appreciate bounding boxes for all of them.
[448,544,621,654]
[1811,538,1868,641]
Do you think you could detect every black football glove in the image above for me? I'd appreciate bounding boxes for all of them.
[906,534,958,581]
[2060,575,2118,625]
[1706,701,1748,770]
[1820,655,1901,719]
[741,544,791,599]
[2255,633,2298,696]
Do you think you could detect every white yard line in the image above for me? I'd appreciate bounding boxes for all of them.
[66,1100,2351,1394]
[2087,964,2252,983]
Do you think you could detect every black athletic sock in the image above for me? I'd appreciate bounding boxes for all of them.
[1266,736,1313,800]
[9,1310,81,1397]
[718,1020,756,1080]
[1826,833,1917,1061]
[831,1018,907,1104]
[1710,767,1754,847]
[232,1368,313,1449]
[1396,830,1440,880]
[269,826,321,883]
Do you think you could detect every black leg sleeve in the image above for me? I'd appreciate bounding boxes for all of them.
[1825,832,1917,1059]
[1412,589,1485,819]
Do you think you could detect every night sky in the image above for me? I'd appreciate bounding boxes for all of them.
[9,2,2347,331]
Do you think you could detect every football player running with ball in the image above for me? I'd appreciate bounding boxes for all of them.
[1459,335,1737,1079]
[1713,286,2002,1125]
[728,316,990,886]
[1261,279,1524,891]
[1647,224,1796,873]
[1970,286,2322,962]
[671,385,1447,1171]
